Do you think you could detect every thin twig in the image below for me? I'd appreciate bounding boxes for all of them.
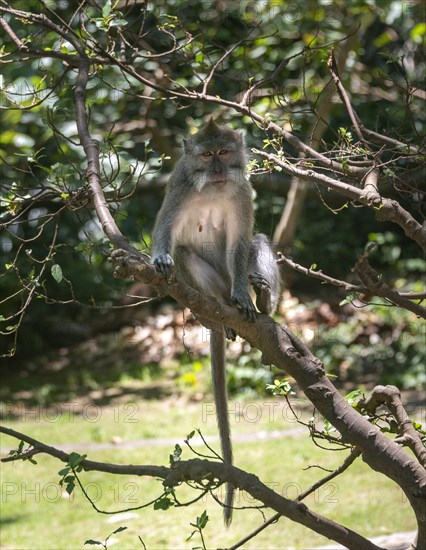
[278,253,366,292]
[228,448,362,550]
[327,49,369,146]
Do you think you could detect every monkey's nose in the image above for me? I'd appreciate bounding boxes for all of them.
[212,157,223,173]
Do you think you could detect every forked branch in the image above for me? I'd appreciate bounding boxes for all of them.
[361,385,426,468]
[0,425,386,550]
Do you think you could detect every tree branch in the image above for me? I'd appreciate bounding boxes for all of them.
[253,148,426,253]
[278,253,366,293]
[0,5,85,56]
[93,47,372,178]
[229,448,362,550]
[73,59,141,254]
[328,49,370,146]
[361,386,426,468]
[0,12,88,66]
[108,248,426,546]
[0,425,386,550]
[3,8,425,546]
[362,127,420,155]
[353,246,426,318]
[362,167,381,204]
[278,253,425,314]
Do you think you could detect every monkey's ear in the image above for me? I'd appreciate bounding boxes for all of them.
[238,130,246,145]
[182,138,191,153]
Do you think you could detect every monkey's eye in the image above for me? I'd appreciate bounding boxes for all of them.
[202,151,213,157]
[218,149,228,155]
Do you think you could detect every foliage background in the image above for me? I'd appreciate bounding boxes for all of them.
[1,0,424,391]
[0,1,425,548]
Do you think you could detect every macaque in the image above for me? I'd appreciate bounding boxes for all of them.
[152,119,280,525]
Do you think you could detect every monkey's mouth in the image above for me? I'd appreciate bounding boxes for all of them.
[210,178,227,188]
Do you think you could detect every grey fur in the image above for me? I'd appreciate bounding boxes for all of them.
[152,121,280,525]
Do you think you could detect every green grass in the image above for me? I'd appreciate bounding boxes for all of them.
[0,398,416,549]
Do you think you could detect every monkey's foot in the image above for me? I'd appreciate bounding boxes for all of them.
[249,272,272,314]
[249,271,271,291]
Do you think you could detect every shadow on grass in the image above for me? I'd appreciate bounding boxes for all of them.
[1,332,174,411]
[0,514,25,527]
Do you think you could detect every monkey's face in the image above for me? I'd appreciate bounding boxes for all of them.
[183,123,247,192]
[198,149,240,187]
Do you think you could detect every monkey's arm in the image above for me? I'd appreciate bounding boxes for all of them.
[151,188,184,277]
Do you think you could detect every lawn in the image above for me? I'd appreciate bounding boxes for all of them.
[0,397,416,550]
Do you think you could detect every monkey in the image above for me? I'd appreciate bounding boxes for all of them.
[151,119,280,525]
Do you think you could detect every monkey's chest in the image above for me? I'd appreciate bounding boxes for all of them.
[174,200,229,250]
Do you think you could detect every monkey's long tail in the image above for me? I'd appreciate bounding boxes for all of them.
[210,330,234,526]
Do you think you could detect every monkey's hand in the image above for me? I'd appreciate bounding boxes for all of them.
[152,253,174,278]
[231,289,257,323]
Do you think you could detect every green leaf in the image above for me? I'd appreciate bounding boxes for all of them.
[170,444,182,464]
[411,22,426,38]
[339,292,357,306]
[110,19,127,27]
[65,475,76,494]
[84,540,103,546]
[154,497,173,510]
[112,527,127,535]
[102,0,112,17]
[197,510,209,529]
[186,531,195,542]
[266,377,293,396]
[323,419,336,434]
[344,389,363,405]
[51,264,63,283]
[68,451,86,470]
